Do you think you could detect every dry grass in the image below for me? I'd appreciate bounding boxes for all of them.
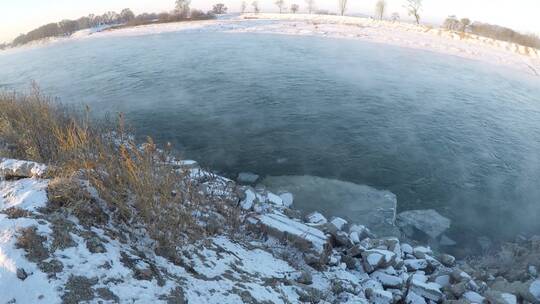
[468,237,540,282]
[0,87,239,259]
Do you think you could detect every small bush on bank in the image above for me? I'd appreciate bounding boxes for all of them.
[0,88,237,260]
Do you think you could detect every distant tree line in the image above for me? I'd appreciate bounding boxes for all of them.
[7,2,215,48]
[443,16,540,49]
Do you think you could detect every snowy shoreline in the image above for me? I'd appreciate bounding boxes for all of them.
[3,14,540,77]
[2,157,540,303]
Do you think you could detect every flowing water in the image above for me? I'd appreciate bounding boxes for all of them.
[1,31,540,243]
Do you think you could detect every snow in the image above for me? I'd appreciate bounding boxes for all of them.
[0,179,49,211]
[254,212,329,254]
[0,158,48,179]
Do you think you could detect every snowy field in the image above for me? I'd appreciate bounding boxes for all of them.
[3,13,539,76]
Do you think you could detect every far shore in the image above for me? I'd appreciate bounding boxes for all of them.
[2,13,539,76]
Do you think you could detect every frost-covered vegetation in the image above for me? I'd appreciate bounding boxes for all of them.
[0,88,236,259]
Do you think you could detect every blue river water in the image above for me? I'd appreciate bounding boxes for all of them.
[1,31,540,242]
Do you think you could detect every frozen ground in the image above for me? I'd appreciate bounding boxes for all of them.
[3,14,539,76]
[2,158,540,303]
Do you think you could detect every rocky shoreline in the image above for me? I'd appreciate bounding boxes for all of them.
[1,157,539,303]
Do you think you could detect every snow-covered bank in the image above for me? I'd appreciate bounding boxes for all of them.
[3,14,538,76]
[2,158,539,303]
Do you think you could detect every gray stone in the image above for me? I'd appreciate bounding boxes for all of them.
[404,259,429,271]
[406,291,427,304]
[396,209,451,240]
[366,288,394,304]
[305,211,327,226]
[371,270,404,288]
[362,249,397,273]
[440,254,456,267]
[462,291,485,303]
[248,212,331,264]
[16,268,28,280]
[409,280,445,302]
[297,270,313,285]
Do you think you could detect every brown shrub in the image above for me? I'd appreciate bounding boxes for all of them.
[1,88,238,260]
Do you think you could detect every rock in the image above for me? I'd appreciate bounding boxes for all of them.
[266,192,284,206]
[529,279,540,302]
[86,237,106,254]
[349,224,373,240]
[329,217,348,232]
[484,290,517,304]
[404,259,429,271]
[406,291,427,304]
[237,172,259,184]
[261,175,398,235]
[434,275,451,287]
[366,288,394,304]
[279,192,294,208]
[440,254,456,267]
[0,158,48,179]
[413,246,432,259]
[335,230,354,247]
[501,293,517,304]
[362,249,396,273]
[409,280,445,302]
[396,209,451,240]
[16,268,28,280]
[240,188,257,210]
[529,266,538,278]
[350,231,361,244]
[305,211,328,226]
[462,291,485,303]
[249,212,331,264]
[448,282,468,298]
[451,269,472,283]
[347,244,367,258]
[371,270,404,288]
[297,270,313,285]
[402,243,414,255]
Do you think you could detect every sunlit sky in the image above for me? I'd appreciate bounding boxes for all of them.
[1,0,539,43]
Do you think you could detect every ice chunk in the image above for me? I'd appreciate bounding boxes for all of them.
[262,175,397,235]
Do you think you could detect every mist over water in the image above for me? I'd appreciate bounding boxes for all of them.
[1,31,540,242]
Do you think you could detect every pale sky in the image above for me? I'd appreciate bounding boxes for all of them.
[1,0,539,43]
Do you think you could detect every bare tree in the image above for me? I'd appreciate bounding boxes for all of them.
[212,3,228,14]
[460,18,471,32]
[241,1,247,13]
[391,12,400,22]
[443,15,460,31]
[275,0,286,13]
[305,0,316,14]
[404,0,422,24]
[120,8,135,23]
[252,1,260,13]
[175,0,191,18]
[375,0,386,20]
[291,4,299,13]
[338,0,347,16]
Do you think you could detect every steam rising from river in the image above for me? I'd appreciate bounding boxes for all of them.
[1,31,539,242]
